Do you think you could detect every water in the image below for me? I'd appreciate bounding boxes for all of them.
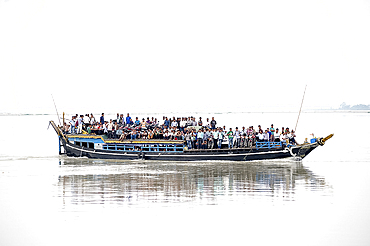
[1,112,370,246]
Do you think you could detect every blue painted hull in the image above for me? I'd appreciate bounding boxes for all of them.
[60,137,319,162]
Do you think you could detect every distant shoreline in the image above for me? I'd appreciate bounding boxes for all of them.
[1,109,369,116]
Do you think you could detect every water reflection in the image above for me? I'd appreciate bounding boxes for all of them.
[56,158,331,209]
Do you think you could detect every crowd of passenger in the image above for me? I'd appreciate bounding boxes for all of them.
[63,113,297,149]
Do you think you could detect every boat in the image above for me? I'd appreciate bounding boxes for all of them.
[49,120,333,161]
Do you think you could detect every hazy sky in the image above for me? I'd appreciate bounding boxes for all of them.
[1,0,369,114]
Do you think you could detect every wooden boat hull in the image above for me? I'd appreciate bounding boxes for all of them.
[60,137,319,161]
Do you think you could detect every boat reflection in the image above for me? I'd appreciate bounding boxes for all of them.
[56,158,331,208]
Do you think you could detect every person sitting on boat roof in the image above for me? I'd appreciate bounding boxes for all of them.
[171,119,178,128]
[140,118,146,128]
[164,117,170,128]
[118,114,124,125]
[198,117,203,126]
[133,117,140,126]
[131,129,138,139]
[125,113,131,125]
[210,117,217,130]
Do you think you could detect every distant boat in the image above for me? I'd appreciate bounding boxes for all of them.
[49,120,333,162]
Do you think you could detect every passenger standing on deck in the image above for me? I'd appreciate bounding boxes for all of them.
[280,132,287,142]
[227,128,234,148]
[263,129,270,142]
[258,125,262,134]
[197,129,204,149]
[100,113,105,125]
[190,130,195,149]
[113,122,119,138]
[275,128,280,142]
[185,131,192,149]
[270,124,275,142]
[103,121,108,135]
[234,127,241,148]
[212,129,219,149]
[90,114,96,125]
[207,130,214,149]
[63,122,69,134]
[77,115,84,134]
[83,114,90,127]
[258,130,264,142]
[241,126,247,147]
[218,128,224,149]
[69,116,76,134]
[107,119,113,138]
[180,118,186,132]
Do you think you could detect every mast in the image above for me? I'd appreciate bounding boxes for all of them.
[294,85,307,133]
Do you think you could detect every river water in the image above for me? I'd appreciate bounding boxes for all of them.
[0,112,369,246]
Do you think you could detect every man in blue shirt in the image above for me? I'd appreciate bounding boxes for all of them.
[100,113,104,125]
[164,117,170,128]
[126,113,132,125]
[134,117,140,126]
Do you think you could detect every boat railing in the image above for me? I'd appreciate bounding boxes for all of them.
[102,143,184,153]
[256,141,283,150]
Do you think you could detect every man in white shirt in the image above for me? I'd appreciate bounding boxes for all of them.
[275,128,280,142]
[180,118,186,131]
[69,116,76,134]
[234,127,241,148]
[171,119,178,128]
[77,115,84,134]
[83,114,90,126]
[107,119,114,138]
[217,128,224,149]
